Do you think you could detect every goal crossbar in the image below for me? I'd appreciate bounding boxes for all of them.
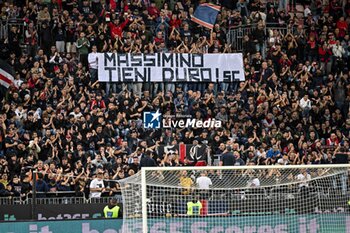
[141,164,350,172]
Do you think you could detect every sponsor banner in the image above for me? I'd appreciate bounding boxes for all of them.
[0,196,347,221]
[144,215,350,233]
[0,219,122,233]
[0,203,105,221]
[1,215,350,233]
[97,53,244,82]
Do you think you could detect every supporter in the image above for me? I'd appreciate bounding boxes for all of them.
[140,150,157,168]
[88,45,98,83]
[89,169,105,198]
[219,146,235,166]
[52,22,66,53]
[76,32,90,67]
[179,171,193,195]
[37,6,51,23]
[234,151,246,166]
[299,94,312,119]
[35,172,49,196]
[195,171,212,198]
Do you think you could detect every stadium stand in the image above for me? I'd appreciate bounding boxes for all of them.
[0,0,349,203]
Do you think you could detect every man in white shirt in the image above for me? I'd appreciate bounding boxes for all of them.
[196,171,212,190]
[303,6,311,17]
[196,171,212,199]
[88,45,98,83]
[299,94,311,118]
[296,169,311,188]
[296,169,312,212]
[89,170,105,198]
[15,105,27,122]
[332,40,345,59]
[248,178,260,187]
[332,40,345,71]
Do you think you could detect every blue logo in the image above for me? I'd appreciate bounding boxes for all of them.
[143,110,162,128]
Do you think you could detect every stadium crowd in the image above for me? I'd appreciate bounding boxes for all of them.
[0,0,349,199]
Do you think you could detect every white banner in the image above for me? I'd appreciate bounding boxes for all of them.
[97,53,244,82]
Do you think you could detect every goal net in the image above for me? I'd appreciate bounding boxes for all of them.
[118,165,350,233]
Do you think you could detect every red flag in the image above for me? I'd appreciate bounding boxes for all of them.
[179,143,186,163]
[0,59,17,89]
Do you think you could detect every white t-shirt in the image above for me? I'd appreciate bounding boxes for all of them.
[296,173,311,187]
[299,98,311,109]
[248,178,260,187]
[251,178,260,187]
[69,111,83,119]
[88,52,98,69]
[196,176,212,190]
[304,7,311,17]
[89,178,104,198]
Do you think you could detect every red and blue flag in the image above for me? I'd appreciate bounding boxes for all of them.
[191,3,221,29]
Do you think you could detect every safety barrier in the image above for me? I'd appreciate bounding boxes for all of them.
[0,19,26,41]
[226,23,295,53]
[0,192,122,205]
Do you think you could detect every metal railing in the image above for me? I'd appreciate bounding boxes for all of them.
[226,23,295,53]
[227,24,255,52]
[0,19,9,40]
[0,19,26,41]
[0,192,123,205]
[0,196,23,205]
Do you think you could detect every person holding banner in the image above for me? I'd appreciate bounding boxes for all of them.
[88,45,98,83]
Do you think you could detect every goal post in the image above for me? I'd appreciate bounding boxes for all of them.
[118,164,350,233]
